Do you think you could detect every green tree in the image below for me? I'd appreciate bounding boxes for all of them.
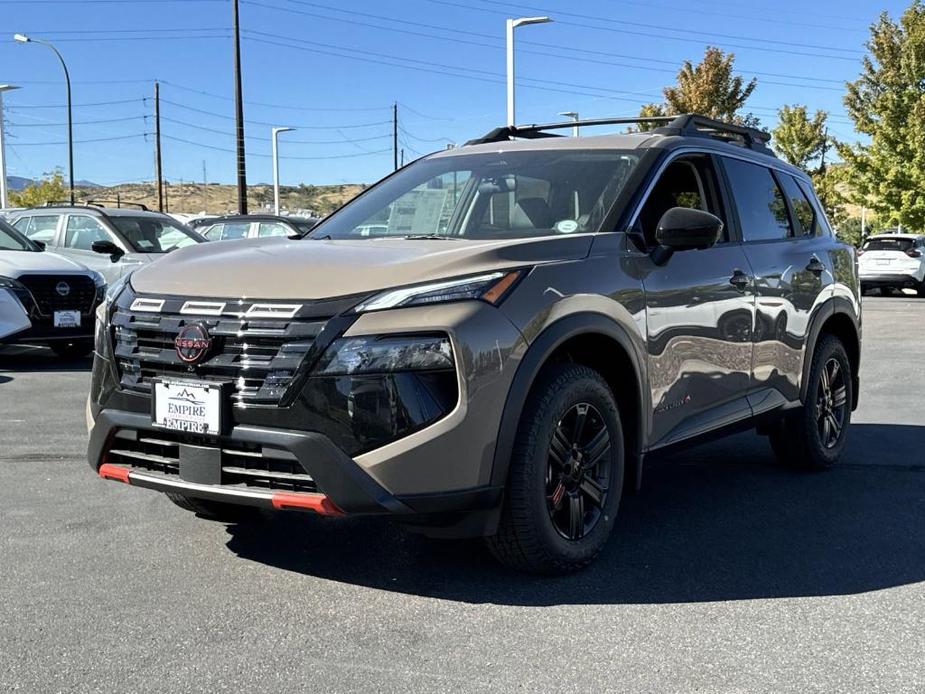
[9,170,66,207]
[637,47,759,129]
[840,1,925,230]
[772,105,829,170]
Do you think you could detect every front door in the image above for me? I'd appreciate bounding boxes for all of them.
[634,154,756,446]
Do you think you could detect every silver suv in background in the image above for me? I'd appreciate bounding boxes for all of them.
[10,202,204,284]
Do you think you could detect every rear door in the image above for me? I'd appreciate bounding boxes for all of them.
[720,157,832,405]
[634,152,756,446]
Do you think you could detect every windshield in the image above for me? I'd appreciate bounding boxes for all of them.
[308,149,641,241]
[0,220,37,251]
[109,216,200,253]
[862,237,916,252]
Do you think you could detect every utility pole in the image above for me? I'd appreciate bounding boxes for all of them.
[820,126,829,172]
[164,181,169,213]
[392,102,398,171]
[232,0,248,214]
[400,148,405,167]
[0,85,20,209]
[154,81,164,212]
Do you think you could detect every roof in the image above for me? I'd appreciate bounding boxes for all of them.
[22,204,170,218]
[207,214,316,223]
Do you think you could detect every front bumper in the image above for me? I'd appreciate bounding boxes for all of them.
[88,408,502,519]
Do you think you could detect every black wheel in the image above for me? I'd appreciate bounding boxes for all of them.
[768,335,852,470]
[49,338,93,359]
[487,363,624,574]
[165,492,262,523]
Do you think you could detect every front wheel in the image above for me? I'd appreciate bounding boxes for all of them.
[487,363,624,574]
[49,338,93,359]
[768,334,853,470]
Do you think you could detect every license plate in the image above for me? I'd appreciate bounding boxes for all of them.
[152,379,224,435]
[876,258,891,266]
[53,310,81,328]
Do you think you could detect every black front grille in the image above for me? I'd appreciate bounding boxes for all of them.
[113,299,334,405]
[106,431,318,494]
[18,275,97,314]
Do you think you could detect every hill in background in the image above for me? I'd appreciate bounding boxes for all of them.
[70,181,366,216]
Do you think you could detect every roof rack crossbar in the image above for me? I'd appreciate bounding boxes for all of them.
[84,199,150,211]
[653,114,771,151]
[466,116,676,145]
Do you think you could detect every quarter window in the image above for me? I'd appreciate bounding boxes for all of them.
[723,158,792,242]
[15,215,60,244]
[257,222,289,237]
[778,174,819,237]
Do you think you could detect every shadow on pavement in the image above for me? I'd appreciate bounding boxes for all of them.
[226,423,925,605]
[0,346,92,374]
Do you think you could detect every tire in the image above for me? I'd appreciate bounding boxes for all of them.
[486,363,624,574]
[165,492,262,523]
[917,281,925,298]
[768,334,853,470]
[49,338,93,359]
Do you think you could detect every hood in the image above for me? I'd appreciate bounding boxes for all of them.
[0,250,93,278]
[129,234,595,300]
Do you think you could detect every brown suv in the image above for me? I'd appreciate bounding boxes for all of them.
[88,114,861,573]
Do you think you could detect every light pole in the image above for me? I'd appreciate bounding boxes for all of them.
[271,127,293,215]
[0,85,20,209]
[13,34,74,204]
[506,16,551,127]
[558,111,579,137]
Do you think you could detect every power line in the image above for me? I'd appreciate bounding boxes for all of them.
[5,34,230,42]
[158,114,392,143]
[157,97,393,128]
[14,27,229,34]
[424,0,863,62]
[6,115,145,127]
[249,0,849,89]
[157,79,391,111]
[12,133,148,146]
[13,98,144,109]
[161,134,390,160]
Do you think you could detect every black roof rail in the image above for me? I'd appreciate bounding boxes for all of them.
[40,200,77,207]
[84,199,150,211]
[464,112,775,156]
[465,116,676,145]
[653,114,773,155]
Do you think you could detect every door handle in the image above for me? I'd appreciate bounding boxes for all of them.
[806,256,826,274]
[729,270,750,289]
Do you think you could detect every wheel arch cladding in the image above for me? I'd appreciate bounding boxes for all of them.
[802,300,861,411]
[491,313,648,495]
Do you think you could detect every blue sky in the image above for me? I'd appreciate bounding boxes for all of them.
[1,0,908,186]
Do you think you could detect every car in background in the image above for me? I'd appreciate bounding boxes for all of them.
[9,202,204,284]
[0,218,105,358]
[200,214,319,242]
[186,216,219,232]
[0,207,25,221]
[858,233,925,296]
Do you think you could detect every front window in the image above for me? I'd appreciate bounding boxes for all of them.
[108,216,200,253]
[308,149,641,241]
[0,220,37,251]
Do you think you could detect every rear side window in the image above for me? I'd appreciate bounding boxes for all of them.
[778,175,820,237]
[15,215,60,244]
[256,222,289,237]
[219,222,250,240]
[723,158,792,242]
[64,215,110,250]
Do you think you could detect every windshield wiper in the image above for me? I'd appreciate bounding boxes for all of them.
[403,234,455,240]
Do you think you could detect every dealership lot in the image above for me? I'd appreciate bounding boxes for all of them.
[1,296,923,692]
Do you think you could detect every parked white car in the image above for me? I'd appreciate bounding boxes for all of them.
[858,233,925,297]
[0,218,105,358]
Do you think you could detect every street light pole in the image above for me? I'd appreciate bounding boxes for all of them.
[271,127,293,215]
[231,0,248,214]
[558,111,579,137]
[506,17,552,127]
[13,34,74,204]
[0,85,20,209]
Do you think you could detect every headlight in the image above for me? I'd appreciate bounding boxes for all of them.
[0,275,26,291]
[95,275,130,345]
[314,335,454,375]
[353,270,523,313]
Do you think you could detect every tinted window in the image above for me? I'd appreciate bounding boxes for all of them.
[65,215,110,250]
[778,175,819,236]
[109,216,199,253]
[862,237,914,252]
[724,158,792,242]
[0,221,36,251]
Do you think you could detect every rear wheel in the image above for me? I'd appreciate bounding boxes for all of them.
[769,334,852,470]
[487,363,624,574]
[49,338,93,359]
[166,492,262,523]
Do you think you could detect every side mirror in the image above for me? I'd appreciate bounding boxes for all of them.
[33,240,46,251]
[651,207,723,265]
[91,239,125,260]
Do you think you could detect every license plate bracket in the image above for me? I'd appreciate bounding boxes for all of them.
[151,379,230,436]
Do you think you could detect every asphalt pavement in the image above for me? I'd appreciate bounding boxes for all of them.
[1,296,923,693]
